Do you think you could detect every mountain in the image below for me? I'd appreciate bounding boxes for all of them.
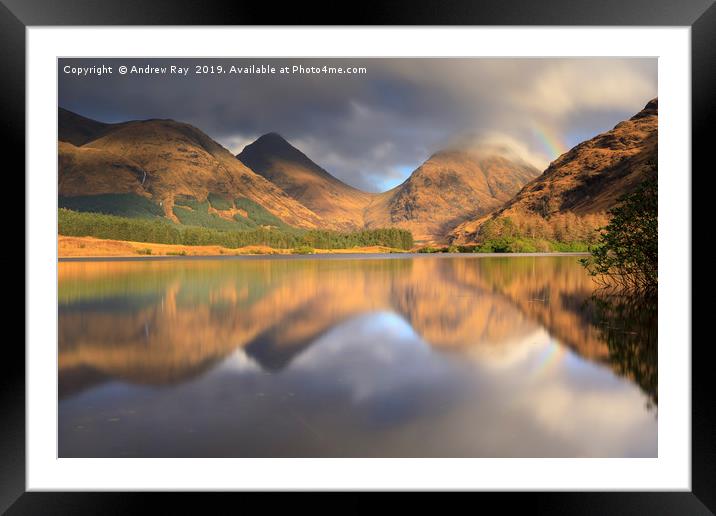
[450,98,658,244]
[59,107,116,146]
[237,133,539,241]
[58,109,324,230]
[58,108,554,243]
[237,133,374,231]
[364,148,541,242]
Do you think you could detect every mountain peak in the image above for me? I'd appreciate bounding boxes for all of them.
[248,132,295,152]
[363,145,541,242]
[59,107,113,146]
[237,133,373,229]
[239,132,315,169]
[630,97,658,120]
[256,132,289,143]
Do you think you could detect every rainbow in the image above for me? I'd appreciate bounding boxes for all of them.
[533,338,566,376]
[531,123,568,160]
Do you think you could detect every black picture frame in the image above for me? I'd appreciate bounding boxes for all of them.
[4,0,711,512]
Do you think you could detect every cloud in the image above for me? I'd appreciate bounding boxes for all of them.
[59,58,657,191]
[451,131,552,171]
[512,60,657,119]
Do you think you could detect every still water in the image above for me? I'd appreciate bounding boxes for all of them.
[58,255,657,457]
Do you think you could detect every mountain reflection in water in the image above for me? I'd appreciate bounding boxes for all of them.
[58,255,657,457]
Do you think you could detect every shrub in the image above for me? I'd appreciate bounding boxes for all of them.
[581,171,657,292]
[292,245,315,255]
[480,238,512,253]
[553,241,590,252]
[417,246,440,253]
[136,248,152,255]
[507,238,537,253]
[532,239,552,253]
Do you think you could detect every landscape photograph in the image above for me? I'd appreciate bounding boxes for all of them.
[58,57,658,457]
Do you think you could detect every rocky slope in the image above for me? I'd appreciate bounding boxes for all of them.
[450,98,658,244]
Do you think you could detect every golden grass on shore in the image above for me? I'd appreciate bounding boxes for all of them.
[58,235,406,258]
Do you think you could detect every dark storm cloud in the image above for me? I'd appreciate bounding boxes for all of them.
[59,58,657,192]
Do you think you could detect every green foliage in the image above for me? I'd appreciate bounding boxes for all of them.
[231,214,259,229]
[477,238,510,253]
[291,245,315,255]
[171,195,290,232]
[60,208,183,244]
[174,194,209,212]
[472,237,590,253]
[58,194,413,252]
[58,194,163,219]
[417,244,475,253]
[300,228,413,250]
[136,248,152,255]
[551,240,590,252]
[504,239,537,253]
[471,209,600,253]
[479,217,518,241]
[580,173,657,292]
[234,197,291,229]
[58,209,415,251]
[207,193,234,211]
[478,212,606,246]
[173,205,254,231]
[173,194,255,231]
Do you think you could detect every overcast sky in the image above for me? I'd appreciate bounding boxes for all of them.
[59,58,657,192]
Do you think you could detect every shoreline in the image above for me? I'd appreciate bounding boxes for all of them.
[59,251,590,262]
[57,235,590,261]
[57,235,408,259]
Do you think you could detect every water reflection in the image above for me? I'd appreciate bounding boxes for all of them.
[586,293,658,409]
[58,255,657,457]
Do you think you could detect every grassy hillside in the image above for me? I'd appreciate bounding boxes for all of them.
[234,197,291,229]
[58,208,414,250]
[59,193,302,233]
[172,194,299,232]
[59,194,164,218]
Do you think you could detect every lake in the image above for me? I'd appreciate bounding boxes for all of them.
[58,254,657,457]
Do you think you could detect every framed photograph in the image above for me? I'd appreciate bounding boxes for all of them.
[7,0,712,511]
